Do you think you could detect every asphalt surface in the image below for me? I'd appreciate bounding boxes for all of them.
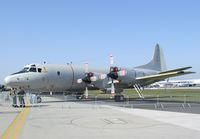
[57,95,200,114]
[1,96,200,139]
[92,99,200,114]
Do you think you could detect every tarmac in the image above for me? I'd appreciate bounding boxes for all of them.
[1,96,200,139]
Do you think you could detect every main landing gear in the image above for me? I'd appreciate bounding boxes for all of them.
[114,94,125,102]
[75,92,85,99]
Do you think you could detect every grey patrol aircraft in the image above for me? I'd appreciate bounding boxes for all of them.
[3,44,194,101]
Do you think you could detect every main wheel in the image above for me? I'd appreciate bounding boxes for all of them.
[76,92,84,99]
[114,95,125,102]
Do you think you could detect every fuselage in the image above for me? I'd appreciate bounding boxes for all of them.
[3,45,194,95]
[4,63,158,93]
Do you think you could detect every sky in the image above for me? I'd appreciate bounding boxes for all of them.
[0,0,200,83]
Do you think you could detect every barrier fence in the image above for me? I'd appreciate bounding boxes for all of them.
[1,91,200,109]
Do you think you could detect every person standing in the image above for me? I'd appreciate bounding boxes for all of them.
[18,89,26,107]
[11,88,18,107]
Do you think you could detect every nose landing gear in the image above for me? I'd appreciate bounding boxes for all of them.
[37,96,42,103]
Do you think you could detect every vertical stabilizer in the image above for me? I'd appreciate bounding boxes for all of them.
[136,44,167,71]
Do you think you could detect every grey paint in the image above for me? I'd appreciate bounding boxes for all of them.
[136,44,167,71]
[3,44,191,94]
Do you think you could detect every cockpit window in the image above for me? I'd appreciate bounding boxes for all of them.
[29,68,37,72]
[38,68,42,73]
[11,65,44,75]
[11,67,29,75]
[22,67,29,72]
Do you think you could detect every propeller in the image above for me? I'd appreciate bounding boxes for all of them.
[107,54,127,96]
[77,63,97,99]
[107,54,116,96]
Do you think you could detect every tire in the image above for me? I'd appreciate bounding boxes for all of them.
[114,95,125,102]
[37,96,42,103]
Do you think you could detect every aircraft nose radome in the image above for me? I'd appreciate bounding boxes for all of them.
[4,76,11,86]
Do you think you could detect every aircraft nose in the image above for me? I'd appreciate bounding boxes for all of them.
[4,76,12,86]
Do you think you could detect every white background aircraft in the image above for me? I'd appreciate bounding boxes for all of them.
[149,79,200,88]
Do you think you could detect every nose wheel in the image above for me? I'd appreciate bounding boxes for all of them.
[37,96,42,103]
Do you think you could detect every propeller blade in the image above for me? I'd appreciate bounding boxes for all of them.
[110,54,114,66]
[84,63,89,73]
[107,80,119,85]
[109,54,117,96]
[111,81,115,96]
[90,76,97,82]
[118,69,127,76]
[99,74,107,80]
[85,86,88,99]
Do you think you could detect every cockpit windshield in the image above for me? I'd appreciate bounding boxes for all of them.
[21,67,29,72]
[29,67,37,72]
[11,64,42,75]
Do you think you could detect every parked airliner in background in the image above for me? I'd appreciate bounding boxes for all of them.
[3,44,194,101]
[149,79,200,88]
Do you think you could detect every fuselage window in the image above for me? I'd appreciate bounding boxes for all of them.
[38,68,42,73]
[57,71,60,76]
[29,68,36,72]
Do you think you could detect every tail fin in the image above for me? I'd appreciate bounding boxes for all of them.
[136,44,167,71]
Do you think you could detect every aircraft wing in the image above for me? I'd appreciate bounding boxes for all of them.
[136,67,195,86]
[159,66,192,74]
